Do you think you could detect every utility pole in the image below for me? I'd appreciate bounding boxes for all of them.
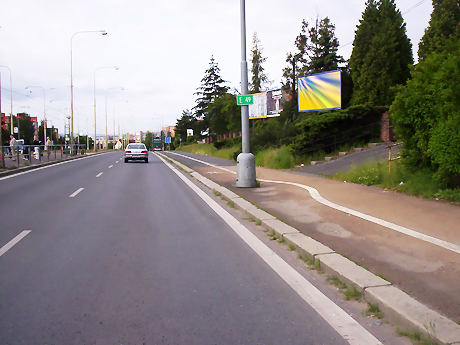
[236,0,256,188]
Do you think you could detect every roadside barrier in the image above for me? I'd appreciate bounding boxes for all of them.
[0,144,87,170]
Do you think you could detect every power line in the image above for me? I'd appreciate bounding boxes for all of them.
[338,0,430,49]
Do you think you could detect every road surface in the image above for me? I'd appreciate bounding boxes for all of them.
[0,152,407,344]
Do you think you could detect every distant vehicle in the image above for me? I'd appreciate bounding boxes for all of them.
[152,137,163,151]
[124,143,149,163]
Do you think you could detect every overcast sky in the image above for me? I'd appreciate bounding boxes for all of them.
[0,0,432,138]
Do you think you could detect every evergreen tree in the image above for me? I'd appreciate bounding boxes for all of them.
[250,32,269,93]
[418,0,460,61]
[306,17,345,74]
[350,0,413,106]
[175,109,197,140]
[193,56,229,121]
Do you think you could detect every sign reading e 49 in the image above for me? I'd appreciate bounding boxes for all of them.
[237,94,254,105]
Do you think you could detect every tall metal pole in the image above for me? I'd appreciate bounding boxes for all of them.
[94,66,118,152]
[105,87,123,150]
[25,86,46,144]
[236,0,256,188]
[71,30,106,155]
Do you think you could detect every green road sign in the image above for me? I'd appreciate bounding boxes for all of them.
[237,94,253,105]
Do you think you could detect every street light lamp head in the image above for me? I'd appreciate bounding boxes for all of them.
[115,66,119,70]
[101,30,108,35]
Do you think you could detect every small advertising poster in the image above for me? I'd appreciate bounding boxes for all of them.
[266,89,286,117]
[249,92,267,119]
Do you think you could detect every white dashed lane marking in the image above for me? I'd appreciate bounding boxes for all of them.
[69,188,84,198]
[0,231,31,258]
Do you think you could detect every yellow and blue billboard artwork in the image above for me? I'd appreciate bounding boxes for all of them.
[297,70,342,112]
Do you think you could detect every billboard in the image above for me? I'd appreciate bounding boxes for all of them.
[248,92,267,119]
[298,70,341,112]
[248,89,288,119]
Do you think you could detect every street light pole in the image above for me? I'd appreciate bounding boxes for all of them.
[113,100,128,150]
[25,86,46,144]
[94,66,118,152]
[236,0,256,187]
[71,30,107,155]
[105,87,123,150]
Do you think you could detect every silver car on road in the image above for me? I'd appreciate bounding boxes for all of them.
[124,143,149,163]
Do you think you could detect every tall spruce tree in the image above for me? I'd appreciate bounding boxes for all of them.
[193,56,228,134]
[350,0,413,106]
[418,0,460,61]
[304,17,345,75]
[250,32,269,93]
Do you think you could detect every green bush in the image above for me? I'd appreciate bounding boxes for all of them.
[294,104,385,154]
[390,41,460,187]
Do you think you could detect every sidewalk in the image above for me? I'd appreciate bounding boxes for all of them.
[163,152,460,344]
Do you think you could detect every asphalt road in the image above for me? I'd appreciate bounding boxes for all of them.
[0,151,413,344]
[0,152,352,344]
[295,144,402,176]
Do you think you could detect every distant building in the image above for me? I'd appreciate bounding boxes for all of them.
[162,126,175,137]
[135,131,144,142]
[1,113,38,137]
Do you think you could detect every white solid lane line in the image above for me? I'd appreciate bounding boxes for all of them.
[0,231,31,257]
[169,152,460,255]
[156,153,382,345]
[109,165,113,169]
[96,172,103,178]
[69,188,84,198]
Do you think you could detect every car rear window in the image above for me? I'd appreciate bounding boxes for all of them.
[127,144,145,150]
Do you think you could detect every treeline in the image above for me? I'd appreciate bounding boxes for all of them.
[176,0,460,187]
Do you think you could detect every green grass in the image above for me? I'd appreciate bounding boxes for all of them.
[396,328,438,345]
[361,302,384,319]
[330,160,460,202]
[254,146,295,169]
[177,141,460,202]
[177,143,240,161]
[326,276,362,301]
[287,243,296,251]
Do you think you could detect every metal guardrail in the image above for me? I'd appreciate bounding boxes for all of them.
[0,144,87,170]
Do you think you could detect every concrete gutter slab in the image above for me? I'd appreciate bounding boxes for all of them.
[231,198,258,215]
[365,285,460,345]
[247,208,276,222]
[316,253,391,292]
[284,232,334,260]
[262,219,300,235]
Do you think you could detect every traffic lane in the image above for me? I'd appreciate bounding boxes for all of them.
[0,152,122,248]
[0,153,348,344]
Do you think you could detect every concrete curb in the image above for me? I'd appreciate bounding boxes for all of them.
[159,152,460,345]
